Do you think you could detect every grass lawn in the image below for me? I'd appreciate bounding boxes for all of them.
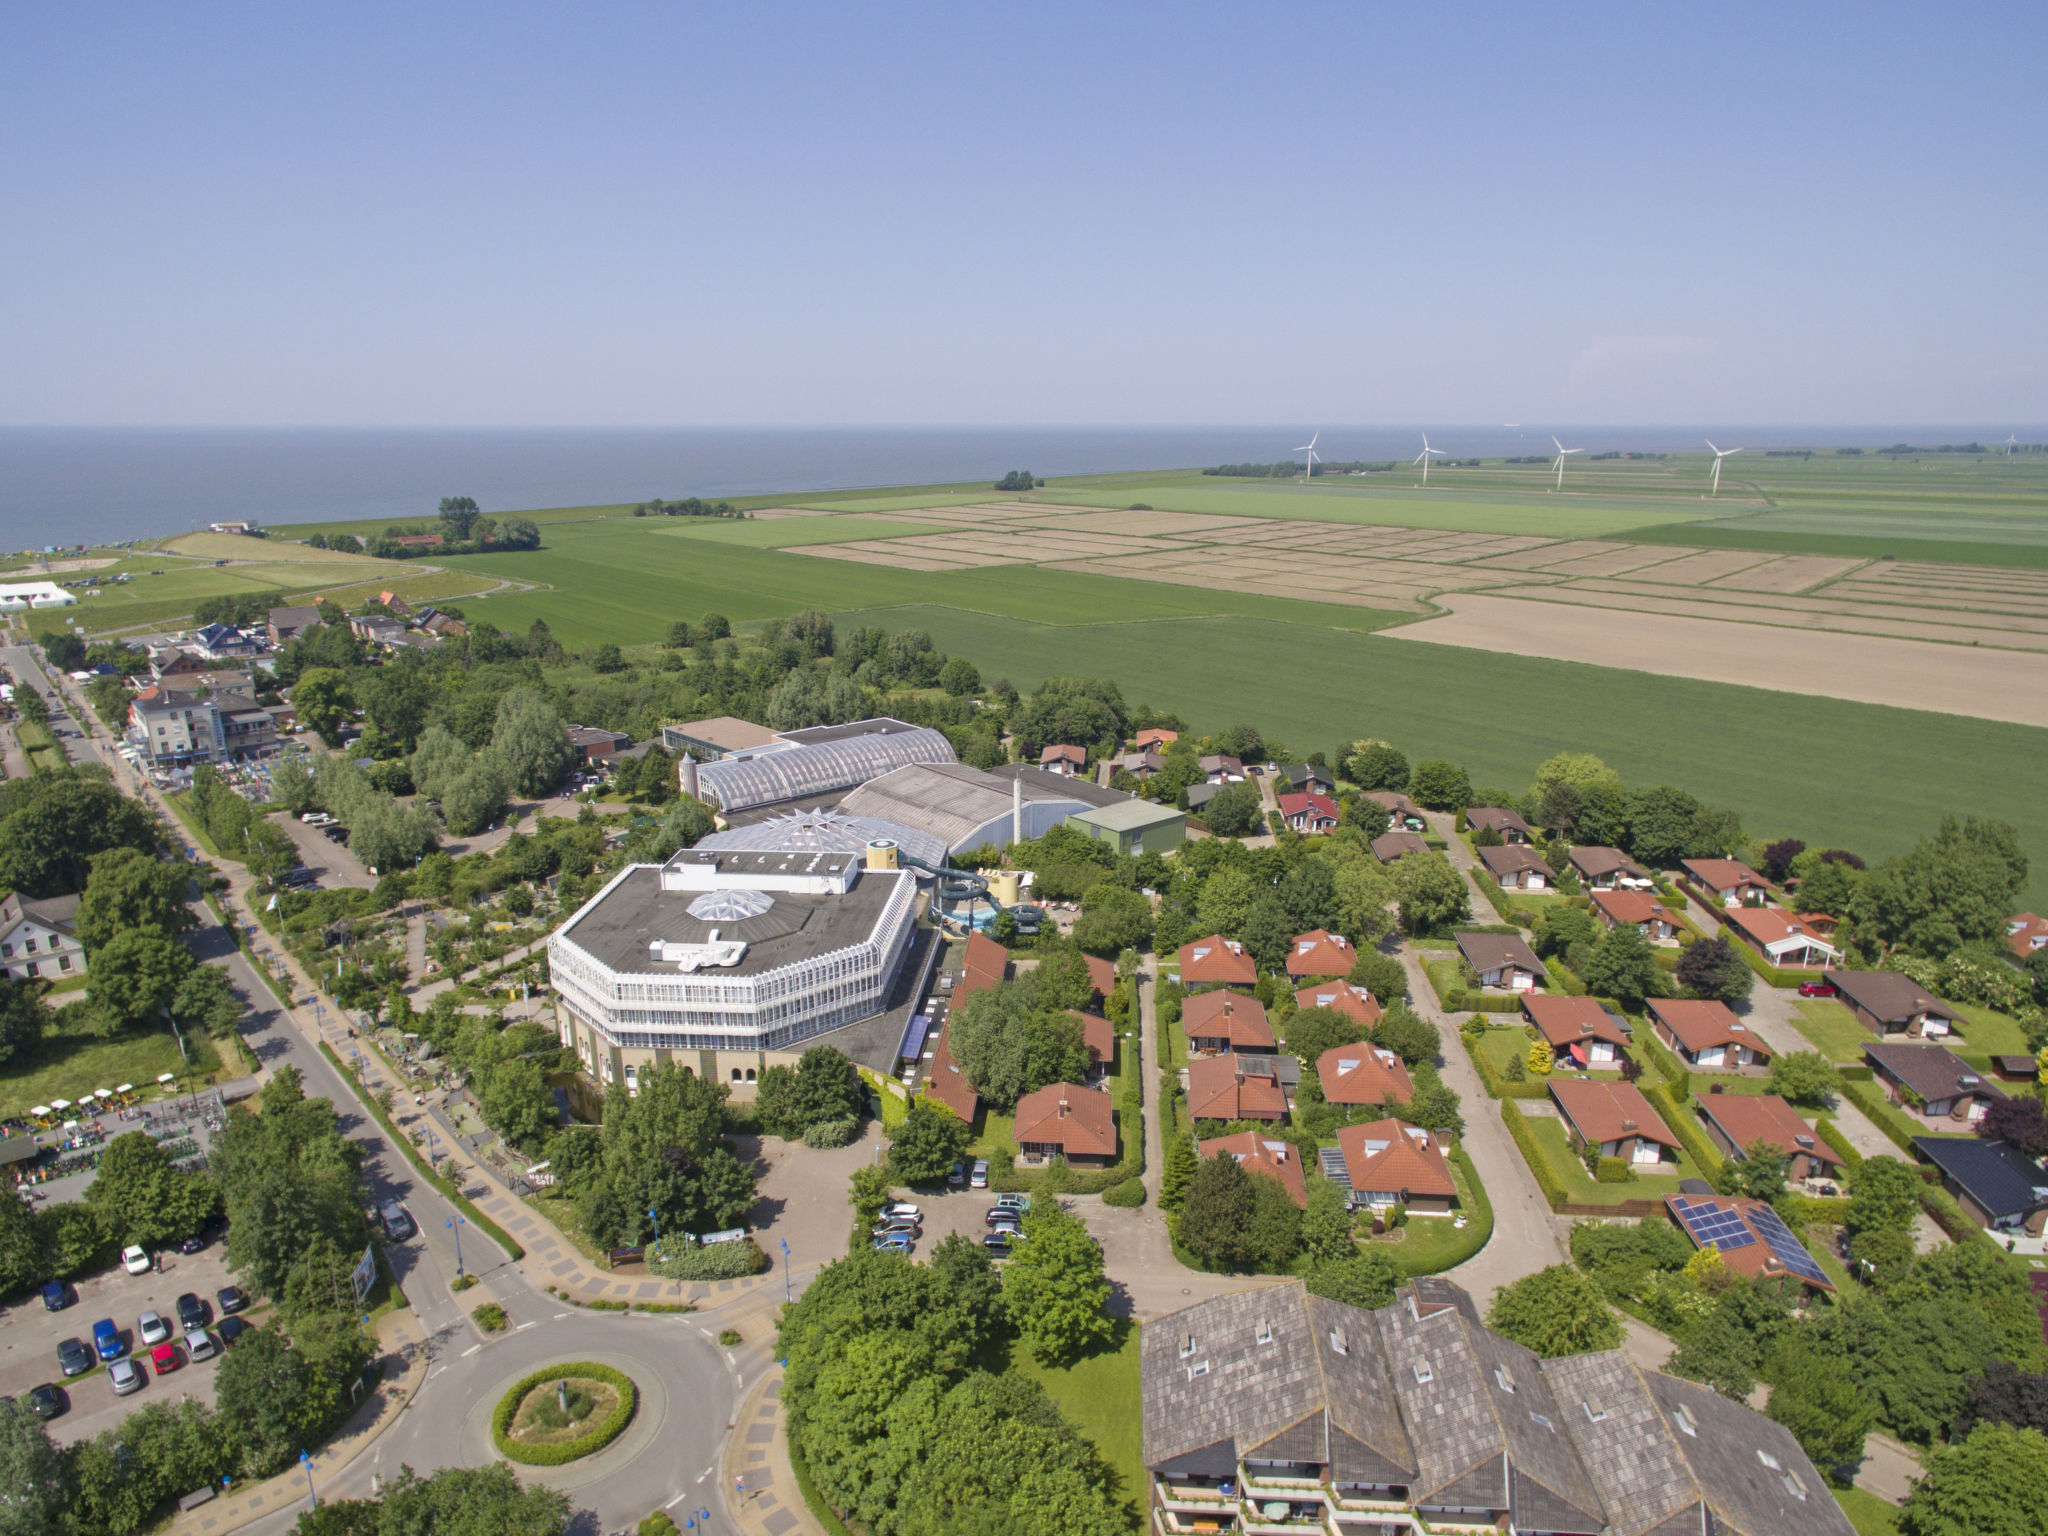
[1790,1000,1876,1065]
[1950,1002,2032,1057]
[1475,1025,1535,1080]
[1523,1115,1705,1205]
[15,721,65,773]
[651,514,960,548]
[1833,1486,1903,1536]
[0,1016,223,1121]
[968,1110,1014,1160]
[1013,1318,1145,1525]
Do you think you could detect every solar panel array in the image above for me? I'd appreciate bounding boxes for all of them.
[1670,1195,1758,1252]
[1746,1203,1832,1286]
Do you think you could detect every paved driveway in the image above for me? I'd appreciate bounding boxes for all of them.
[268,809,375,888]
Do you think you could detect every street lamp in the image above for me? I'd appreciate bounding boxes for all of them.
[299,1449,316,1509]
[446,1215,466,1277]
[648,1205,660,1251]
[780,1238,791,1304]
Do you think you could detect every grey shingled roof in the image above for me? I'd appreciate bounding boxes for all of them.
[1546,1352,1702,1535]
[1646,1372,1854,1536]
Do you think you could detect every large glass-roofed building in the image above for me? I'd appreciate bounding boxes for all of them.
[686,718,955,813]
[696,806,951,870]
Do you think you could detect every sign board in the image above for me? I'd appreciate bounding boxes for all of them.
[350,1243,378,1307]
[699,1227,748,1247]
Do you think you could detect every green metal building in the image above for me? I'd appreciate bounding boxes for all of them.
[1066,799,1186,857]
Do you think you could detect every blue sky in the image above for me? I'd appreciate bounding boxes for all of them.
[3,2,2042,427]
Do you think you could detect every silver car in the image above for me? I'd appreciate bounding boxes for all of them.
[184,1329,218,1362]
[138,1311,172,1346]
[108,1358,144,1396]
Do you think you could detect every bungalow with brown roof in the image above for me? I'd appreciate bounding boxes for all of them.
[1370,831,1431,863]
[1183,991,1276,1055]
[1455,931,1545,993]
[1012,1082,1117,1166]
[1179,935,1257,989]
[1315,1043,1412,1107]
[1199,753,1247,784]
[1476,843,1551,891]
[1569,846,1652,890]
[1292,980,1381,1028]
[1549,1079,1681,1166]
[1863,1040,2001,1124]
[1521,995,1631,1068]
[1588,888,1682,943]
[1466,807,1536,844]
[1682,858,1770,907]
[266,604,322,646]
[1082,952,1117,1001]
[1335,1119,1458,1212]
[1039,744,1086,776]
[1187,1054,1288,1123]
[1647,999,1771,1071]
[1119,749,1164,780]
[1722,907,1839,969]
[1284,929,1353,979]
[1364,791,1426,831]
[1277,792,1339,835]
[1199,1130,1308,1207]
[1827,970,1965,1040]
[1694,1094,1844,1181]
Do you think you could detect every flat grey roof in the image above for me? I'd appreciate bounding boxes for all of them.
[663,848,860,877]
[986,762,1131,809]
[777,716,924,745]
[1071,798,1185,832]
[560,865,898,977]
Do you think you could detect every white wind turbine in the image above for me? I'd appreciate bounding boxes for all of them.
[1295,431,1321,480]
[2008,433,2020,459]
[1550,435,1583,491]
[1706,438,1743,496]
[1414,431,1449,486]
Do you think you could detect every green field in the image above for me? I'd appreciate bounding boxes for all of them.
[649,514,959,548]
[0,1014,223,1122]
[43,556,497,640]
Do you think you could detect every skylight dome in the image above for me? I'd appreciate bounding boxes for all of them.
[686,888,776,922]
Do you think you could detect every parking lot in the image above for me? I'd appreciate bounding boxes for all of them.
[0,1240,243,1445]
[268,808,375,889]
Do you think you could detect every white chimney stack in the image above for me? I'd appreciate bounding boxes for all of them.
[1012,773,1022,845]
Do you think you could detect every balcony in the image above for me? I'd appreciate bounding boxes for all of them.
[1240,1499,1331,1535]
[1157,1483,1237,1509]
[1154,1508,1236,1536]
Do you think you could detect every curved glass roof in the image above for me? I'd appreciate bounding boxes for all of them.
[694,726,955,813]
[686,888,777,922]
[697,807,950,871]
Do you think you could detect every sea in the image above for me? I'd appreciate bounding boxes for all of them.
[0,425,2018,550]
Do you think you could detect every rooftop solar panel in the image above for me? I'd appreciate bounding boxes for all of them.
[1672,1197,1759,1252]
[1747,1205,1830,1284]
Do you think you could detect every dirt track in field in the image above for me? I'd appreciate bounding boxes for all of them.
[1383,593,2048,728]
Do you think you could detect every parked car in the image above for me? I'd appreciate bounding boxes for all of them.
[970,1159,989,1189]
[1797,979,1838,997]
[121,1245,151,1276]
[24,1384,62,1420]
[994,1194,1031,1213]
[150,1343,180,1374]
[870,1218,920,1239]
[323,825,349,842]
[881,1202,920,1221]
[176,1293,209,1330]
[985,1208,1025,1227]
[300,812,334,826]
[176,1232,205,1254]
[107,1359,143,1396]
[92,1320,124,1361]
[39,1280,71,1312]
[982,1233,1013,1254]
[138,1311,172,1347]
[988,1219,1026,1241]
[56,1338,92,1377]
[185,1329,218,1362]
[871,1232,914,1254]
[218,1316,250,1347]
[216,1286,248,1315]
[947,1162,968,1187]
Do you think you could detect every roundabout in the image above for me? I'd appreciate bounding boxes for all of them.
[493,1361,638,1465]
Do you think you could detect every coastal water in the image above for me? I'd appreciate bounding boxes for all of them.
[0,424,2005,549]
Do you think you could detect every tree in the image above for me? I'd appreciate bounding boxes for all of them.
[479,1058,556,1155]
[0,980,45,1067]
[1580,923,1660,1009]
[1527,1039,1554,1077]
[1853,816,2029,959]
[786,1046,864,1131]
[1284,1005,1367,1067]
[1342,739,1408,791]
[1957,1361,2048,1439]
[1159,1134,1199,1212]
[890,1099,971,1185]
[491,687,574,796]
[665,619,695,648]
[269,755,317,815]
[1239,893,1297,974]
[1674,933,1754,1003]
[926,1231,1005,1356]
[216,1328,346,1476]
[1899,1422,2048,1536]
[77,845,194,952]
[1716,1138,1792,1202]
[1487,1265,1622,1357]
[1072,882,1151,956]
[1177,1150,1257,1269]
[1244,1169,1303,1271]
[786,608,836,657]
[1373,1005,1440,1067]
[948,982,1087,1109]
[1002,1201,1113,1365]
[1410,759,1472,811]
[293,1463,572,1536]
[1980,1095,2048,1158]
[848,1163,893,1226]
[699,612,731,640]
[1765,1051,1842,1108]
[437,495,481,541]
[11,689,47,728]
[1202,781,1263,837]
[0,1395,71,1536]
[1847,1156,1923,1235]
[292,667,356,746]
[87,926,193,1031]
[1306,1249,1403,1310]
[1300,1178,1356,1263]
[1388,853,1468,935]
[938,657,981,696]
[39,630,86,670]
[245,820,301,886]
[1531,901,1599,960]
[87,1129,217,1246]
[589,642,626,674]
[0,770,158,896]
[1346,947,1407,1004]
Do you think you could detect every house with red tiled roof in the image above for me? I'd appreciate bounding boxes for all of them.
[1277,792,1339,835]
[1200,1130,1307,1207]
[1284,929,1354,979]
[1721,907,1839,969]
[1132,727,1178,751]
[2005,913,2048,964]
[1521,995,1632,1067]
[1292,980,1381,1028]
[1012,1082,1117,1166]
[922,931,1011,1122]
[1694,1093,1844,1181]
[958,932,1010,1000]
[1068,1010,1115,1080]
[1682,859,1770,907]
[1187,1054,1288,1123]
[1647,999,1772,1071]
[1082,952,1117,1001]
[1549,1079,1681,1166]
[1179,935,1257,988]
[1589,888,1682,943]
[1336,1119,1458,1213]
[1665,1195,1836,1294]
[1039,744,1086,776]
[1182,991,1276,1054]
[1315,1043,1412,1107]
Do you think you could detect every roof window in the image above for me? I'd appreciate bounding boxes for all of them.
[1494,1367,1515,1394]
[1529,1412,1552,1430]
[1255,1319,1274,1346]
[1756,1450,1782,1471]
[1672,1405,1696,1437]
[1582,1403,1610,1424]
[1413,1362,1433,1385]
[1186,1360,1209,1380]
[1328,1329,1349,1356]
[1179,1334,1196,1359]
[1782,1473,1807,1501]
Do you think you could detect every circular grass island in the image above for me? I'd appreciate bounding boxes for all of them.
[492,1362,639,1466]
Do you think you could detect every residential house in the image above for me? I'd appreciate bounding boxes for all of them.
[1199,1130,1307,1207]
[1277,791,1339,835]
[1681,858,1770,907]
[1186,1053,1288,1123]
[1521,995,1631,1068]
[1722,906,1840,968]
[146,645,208,682]
[1695,1094,1845,1182]
[375,591,413,617]
[1293,980,1381,1028]
[1183,781,1220,814]
[1132,727,1178,751]
[1068,1010,1115,1080]
[1589,888,1682,942]
[1278,763,1336,796]
[1365,790,1426,831]
[1466,806,1536,844]
[0,893,85,981]
[1665,1195,1836,1295]
[1039,744,1086,776]
[1178,934,1257,989]
[1140,1280,1851,1536]
[1569,845,1652,890]
[566,725,632,762]
[1315,1043,1412,1107]
[1081,952,1117,1003]
[191,622,263,662]
[1549,1078,1681,1166]
[350,614,409,650]
[1118,749,1163,780]
[213,690,277,758]
[1455,931,1545,992]
[1863,1041,2001,1124]
[921,931,1009,1122]
[1285,929,1354,979]
[1335,1120,1458,1212]
[1827,969,1965,1040]
[1476,842,1550,891]
[128,692,220,767]
[1199,753,1246,784]
[1647,999,1772,1071]
[390,532,444,549]
[266,605,322,646]
[1370,830,1431,863]
[1011,1082,1117,1166]
[2004,913,2048,964]
[1913,1136,2048,1235]
[1182,990,1276,1055]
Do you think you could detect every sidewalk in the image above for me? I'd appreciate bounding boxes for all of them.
[714,1280,822,1536]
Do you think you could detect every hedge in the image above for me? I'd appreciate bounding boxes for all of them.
[1813,1115,1864,1169]
[492,1361,637,1466]
[803,1116,860,1149]
[1465,993,1524,1015]
[1544,959,1589,997]
[1637,1030,1692,1102]
[648,1236,770,1281]
[1643,1080,1722,1175]
[1472,870,1519,924]
[1395,1147,1494,1276]
[1501,1101,1570,1211]
[1839,1079,1921,1154]
[1919,1184,1996,1249]
[1102,1177,1147,1208]
[1595,1156,1631,1184]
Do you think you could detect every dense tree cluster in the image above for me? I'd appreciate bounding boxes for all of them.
[0,766,157,898]
[756,1046,866,1140]
[947,946,1098,1110]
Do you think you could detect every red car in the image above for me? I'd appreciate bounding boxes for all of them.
[150,1343,180,1374]
[1797,979,1837,998]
